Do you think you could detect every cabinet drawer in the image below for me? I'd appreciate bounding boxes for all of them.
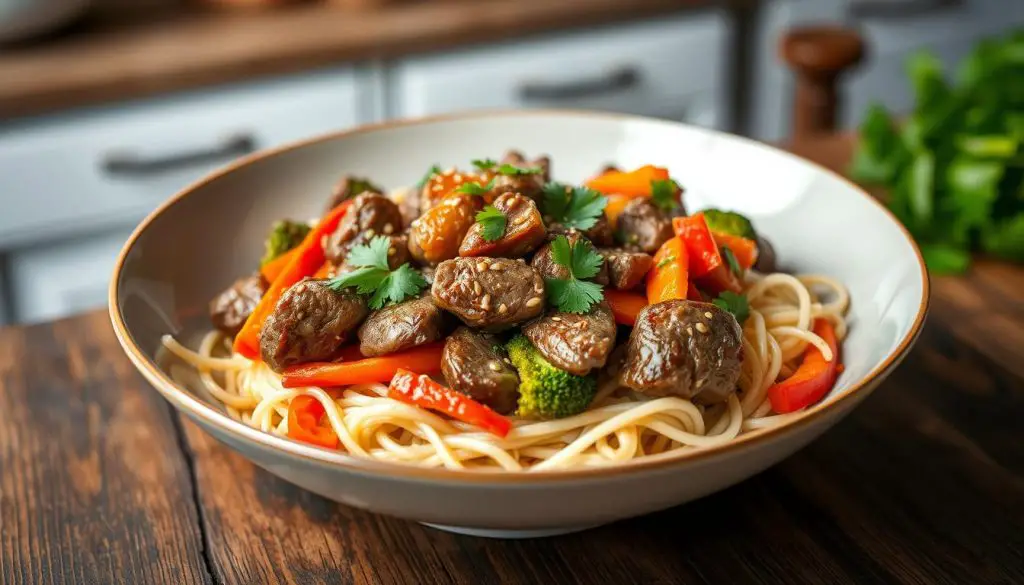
[0,69,362,251]
[8,228,135,324]
[391,12,731,129]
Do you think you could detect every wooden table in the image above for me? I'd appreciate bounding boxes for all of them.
[2,135,1023,585]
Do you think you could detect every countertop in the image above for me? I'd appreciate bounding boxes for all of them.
[0,0,726,121]
[1,134,1022,584]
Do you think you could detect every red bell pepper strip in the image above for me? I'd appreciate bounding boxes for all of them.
[233,200,353,359]
[585,165,670,197]
[287,395,339,449]
[712,232,759,270]
[646,237,689,305]
[672,214,742,294]
[388,369,512,437]
[604,290,649,326]
[687,282,704,302]
[282,342,445,388]
[767,319,841,414]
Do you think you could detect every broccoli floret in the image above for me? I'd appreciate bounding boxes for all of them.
[506,335,596,419]
[702,209,758,240]
[261,220,311,266]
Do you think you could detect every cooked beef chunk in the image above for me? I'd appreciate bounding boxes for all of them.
[441,327,520,414]
[419,265,436,285]
[358,295,444,357]
[548,214,615,247]
[394,186,421,228]
[460,192,547,258]
[336,233,410,272]
[259,279,369,373]
[616,198,673,254]
[599,248,654,290]
[431,257,545,331]
[521,302,616,376]
[210,274,266,336]
[324,192,404,264]
[326,175,383,211]
[500,150,551,182]
[408,193,481,266]
[531,233,609,286]
[491,150,548,203]
[754,235,777,273]
[619,300,743,405]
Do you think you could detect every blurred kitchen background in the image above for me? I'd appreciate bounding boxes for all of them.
[0,0,1021,326]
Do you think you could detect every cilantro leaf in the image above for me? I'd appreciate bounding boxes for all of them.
[327,236,427,308]
[721,246,742,277]
[712,291,749,324]
[545,235,604,313]
[475,205,507,242]
[472,158,497,171]
[541,183,608,230]
[656,253,676,269]
[650,178,680,211]
[418,164,442,188]
[496,163,542,176]
[454,179,496,196]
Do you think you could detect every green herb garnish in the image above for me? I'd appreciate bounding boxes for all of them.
[721,246,742,277]
[261,220,311,266]
[472,158,497,171]
[656,253,676,269]
[541,183,608,230]
[850,32,1024,274]
[650,178,680,211]
[544,235,604,314]
[454,179,496,196]
[712,291,749,324]
[496,163,542,176]
[475,205,507,242]
[327,236,427,309]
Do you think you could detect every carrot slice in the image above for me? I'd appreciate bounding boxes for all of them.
[604,290,649,326]
[233,200,353,359]
[712,232,759,270]
[259,247,299,284]
[585,165,669,197]
[646,237,689,305]
[287,395,339,448]
[281,342,445,388]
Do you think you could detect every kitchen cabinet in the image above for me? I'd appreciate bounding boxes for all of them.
[390,11,733,131]
[0,67,369,324]
[749,0,1024,141]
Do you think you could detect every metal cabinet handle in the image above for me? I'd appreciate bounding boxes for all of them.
[847,0,962,19]
[518,67,642,101]
[101,133,257,177]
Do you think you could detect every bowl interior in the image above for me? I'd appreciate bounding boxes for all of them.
[112,111,926,469]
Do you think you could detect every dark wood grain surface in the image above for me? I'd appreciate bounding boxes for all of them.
[0,0,725,121]
[2,136,1023,584]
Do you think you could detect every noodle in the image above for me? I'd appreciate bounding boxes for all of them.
[163,271,848,472]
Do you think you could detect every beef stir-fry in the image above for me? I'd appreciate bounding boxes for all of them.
[205,151,842,453]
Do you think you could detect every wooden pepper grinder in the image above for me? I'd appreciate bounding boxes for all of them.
[781,26,866,139]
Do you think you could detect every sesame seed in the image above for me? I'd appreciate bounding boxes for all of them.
[388,247,396,256]
[498,303,508,314]
[454,173,463,181]
[383,223,394,234]
[551,316,561,322]
[696,323,708,333]
[488,361,502,372]
[481,294,491,310]
[365,228,375,238]
[514,215,529,225]
[534,283,543,293]
[432,185,442,192]
[686,326,694,336]
[518,258,527,264]
[503,357,512,365]
[704,312,713,319]
[526,297,541,308]
[476,261,488,272]
[490,262,503,271]
[473,281,482,295]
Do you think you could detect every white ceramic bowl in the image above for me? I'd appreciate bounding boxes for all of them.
[109,111,929,538]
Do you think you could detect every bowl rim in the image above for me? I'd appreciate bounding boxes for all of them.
[108,109,930,484]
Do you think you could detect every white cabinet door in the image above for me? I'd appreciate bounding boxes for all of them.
[8,228,136,325]
[391,12,732,130]
[0,69,364,251]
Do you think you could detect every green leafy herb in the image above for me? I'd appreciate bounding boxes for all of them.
[712,291,749,324]
[417,164,442,189]
[541,183,608,230]
[261,220,311,266]
[475,205,507,242]
[496,163,542,176]
[327,236,427,309]
[472,158,497,171]
[454,179,496,196]
[721,246,742,277]
[544,235,604,314]
[650,178,680,211]
[656,253,676,269]
[849,31,1024,274]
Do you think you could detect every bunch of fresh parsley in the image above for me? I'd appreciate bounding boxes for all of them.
[541,183,608,230]
[850,30,1024,274]
[327,236,427,309]
[545,235,605,313]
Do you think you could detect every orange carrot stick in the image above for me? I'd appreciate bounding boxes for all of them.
[281,342,445,388]
[646,237,689,305]
[604,290,649,326]
[585,165,669,197]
